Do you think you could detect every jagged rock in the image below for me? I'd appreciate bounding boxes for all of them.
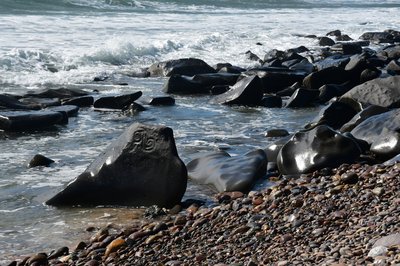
[277,125,362,175]
[24,88,88,99]
[303,66,350,90]
[147,58,216,77]
[186,149,267,192]
[306,101,358,130]
[285,88,319,108]
[94,92,142,109]
[210,75,263,106]
[340,105,389,132]
[351,108,400,144]
[62,96,94,107]
[0,110,66,131]
[46,123,187,208]
[28,154,55,168]
[341,75,400,108]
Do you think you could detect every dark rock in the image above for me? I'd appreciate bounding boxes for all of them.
[341,76,400,108]
[246,67,306,93]
[0,94,40,110]
[288,59,314,74]
[245,50,262,63]
[318,82,355,103]
[303,66,351,90]
[384,154,400,165]
[340,105,389,132]
[27,253,48,265]
[210,75,264,106]
[319,37,335,46]
[147,58,216,77]
[62,96,94,107]
[285,88,319,108]
[387,59,400,75]
[314,55,351,71]
[218,65,246,74]
[331,42,363,55]
[277,125,362,175]
[141,96,175,106]
[336,34,353,41]
[46,123,187,208]
[287,46,309,54]
[260,95,282,108]
[47,105,79,117]
[340,172,359,184]
[344,54,370,79]
[370,127,400,161]
[187,149,267,192]
[24,88,88,99]
[359,68,381,84]
[265,129,289,138]
[382,45,400,60]
[19,97,61,108]
[264,135,292,163]
[163,73,239,94]
[351,108,400,144]
[210,85,230,95]
[360,31,394,43]
[0,110,66,131]
[306,101,358,130]
[94,92,142,109]
[48,247,69,260]
[28,154,55,168]
[122,102,146,115]
[326,30,341,37]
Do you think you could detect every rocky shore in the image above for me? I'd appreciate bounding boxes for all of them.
[3,29,400,265]
[8,162,400,265]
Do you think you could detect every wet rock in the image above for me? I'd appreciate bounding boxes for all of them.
[381,45,400,60]
[62,96,94,107]
[123,102,146,114]
[336,34,353,41]
[351,109,400,144]
[46,123,187,208]
[0,110,66,131]
[326,30,341,37]
[105,238,126,257]
[314,55,351,71]
[260,95,282,108]
[147,58,216,77]
[245,50,262,63]
[210,75,264,106]
[28,154,55,168]
[27,253,48,265]
[360,31,394,43]
[387,59,400,75]
[370,128,400,161]
[318,82,354,103]
[288,59,314,74]
[359,68,381,84]
[24,88,88,99]
[94,92,142,109]
[141,96,175,106]
[48,247,69,260]
[342,75,400,108]
[187,149,267,192]
[277,125,362,175]
[305,100,358,130]
[319,37,335,46]
[303,66,350,90]
[340,105,388,132]
[331,42,363,55]
[47,105,79,117]
[265,129,289,138]
[285,88,319,108]
[19,97,61,108]
[0,94,40,110]
[340,172,359,184]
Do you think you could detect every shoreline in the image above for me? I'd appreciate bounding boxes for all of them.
[8,162,400,265]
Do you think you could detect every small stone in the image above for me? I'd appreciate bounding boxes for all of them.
[372,187,384,196]
[169,204,182,215]
[104,238,126,257]
[174,215,187,226]
[340,172,359,184]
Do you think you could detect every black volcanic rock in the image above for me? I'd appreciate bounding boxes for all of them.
[303,66,351,90]
[62,96,94,107]
[0,94,40,110]
[94,92,142,109]
[46,123,187,208]
[28,154,55,168]
[285,88,319,108]
[147,58,216,77]
[24,88,88,99]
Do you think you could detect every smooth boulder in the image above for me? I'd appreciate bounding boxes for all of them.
[0,111,66,131]
[147,58,216,77]
[341,76,400,108]
[210,75,264,105]
[277,125,362,175]
[46,123,187,208]
[186,149,267,192]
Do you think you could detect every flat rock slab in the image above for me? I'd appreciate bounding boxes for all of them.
[46,123,187,208]
[186,149,267,192]
[94,92,142,109]
[0,110,66,131]
[47,105,79,117]
[210,75,264,106]
[341,76,400,108]
[277,125,361,175]
[0,94,40,110]
[24,88,89,99]
[62,96,94,107]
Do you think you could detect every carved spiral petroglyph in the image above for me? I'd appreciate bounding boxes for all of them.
[131,129,156,152]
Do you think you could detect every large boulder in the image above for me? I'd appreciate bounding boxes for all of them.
[340,105,389,132]
[46,123,187,208]
[147,58,216,77]
[285,88,319,108]
[341,76,400,108]
[0,110,66,131]
[186,149,267,192]
[94,92,142,109]
[303,66,351,90]
[210,75,264,106]
[351,108,400,144]
[277,125,362,175]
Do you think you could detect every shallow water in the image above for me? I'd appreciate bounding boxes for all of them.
[1,0,400,263]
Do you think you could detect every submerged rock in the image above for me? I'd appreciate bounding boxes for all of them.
[277,125,362,175]
[186,149,267,192]
[24,88,88,99]
[28,154,55,168]
[46,123,187,208]
[0,110,66,131]
[0,94,40,110]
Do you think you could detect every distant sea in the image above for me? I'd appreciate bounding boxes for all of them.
[1,0,399,263]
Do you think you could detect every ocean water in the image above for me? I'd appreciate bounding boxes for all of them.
[1,0,400,262]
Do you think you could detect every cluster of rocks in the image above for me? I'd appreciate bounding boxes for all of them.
[9,162,400,265]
